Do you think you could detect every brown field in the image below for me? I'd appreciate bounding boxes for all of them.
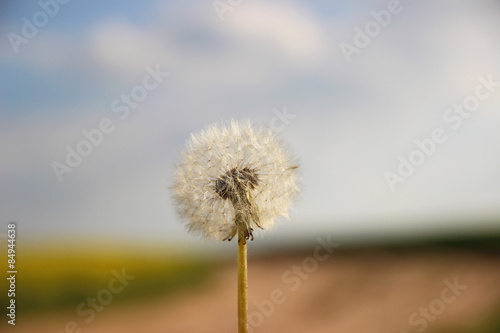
[10,249,500,333]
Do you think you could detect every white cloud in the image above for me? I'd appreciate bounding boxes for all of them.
[88,19,169,80]
[225,1,327,64]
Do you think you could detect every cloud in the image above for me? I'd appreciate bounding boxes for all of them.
[88,19,169,80]
[225,1,327,64]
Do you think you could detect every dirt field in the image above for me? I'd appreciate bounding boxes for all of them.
[11,249,500,333]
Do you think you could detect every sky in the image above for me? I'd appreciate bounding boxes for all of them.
[1,0,500,248]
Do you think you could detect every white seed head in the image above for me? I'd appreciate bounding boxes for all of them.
[172,119,300,241]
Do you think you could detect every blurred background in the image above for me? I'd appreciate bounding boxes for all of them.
[1,0,500,332]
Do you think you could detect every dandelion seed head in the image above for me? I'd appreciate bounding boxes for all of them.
[172,119,300,241]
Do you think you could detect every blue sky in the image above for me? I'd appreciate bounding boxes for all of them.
[1,0,500,248]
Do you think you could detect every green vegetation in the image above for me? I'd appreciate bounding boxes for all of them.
[1,243,215,315]
[466,307,500,333]
[434,306,500,333]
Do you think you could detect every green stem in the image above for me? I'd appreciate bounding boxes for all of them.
[238,232,248,333]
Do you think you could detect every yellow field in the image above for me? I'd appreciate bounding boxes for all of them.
[2,242,214,314]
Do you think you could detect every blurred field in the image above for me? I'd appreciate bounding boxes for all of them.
[1,243,213,315]
[3,236,500,333]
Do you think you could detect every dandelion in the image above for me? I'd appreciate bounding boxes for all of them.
[171,119,300,332]
[172,119,300,242]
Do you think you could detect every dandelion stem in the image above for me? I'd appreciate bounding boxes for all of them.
[237,230,248,333]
